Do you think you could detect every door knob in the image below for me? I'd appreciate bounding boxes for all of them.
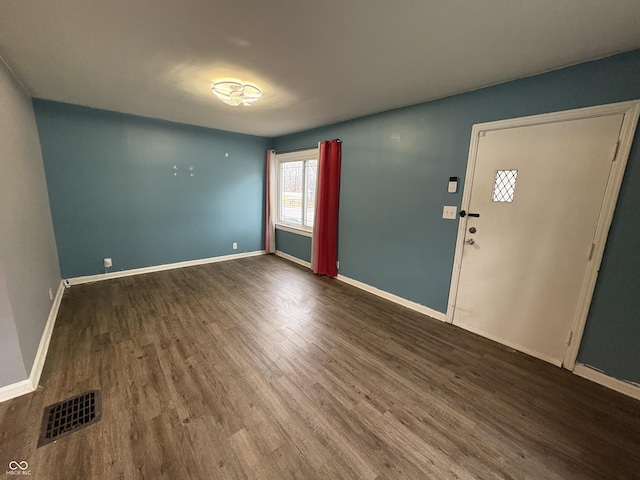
[466,238,475,245]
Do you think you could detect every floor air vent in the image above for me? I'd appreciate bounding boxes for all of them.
[38,390,102,447]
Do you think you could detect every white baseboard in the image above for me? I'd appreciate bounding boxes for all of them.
[66,251,266,285]
[275,250,311,269]
[29,280,65,388]
[273,253,446,322]
[0,379,33,404]
[336,274,447,322]
[0,279,65,404]
[573,363,640,401]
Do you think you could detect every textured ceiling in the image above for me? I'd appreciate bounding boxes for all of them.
[1,0,640,137]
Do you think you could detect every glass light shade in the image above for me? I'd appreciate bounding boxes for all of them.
[212,81,262,106]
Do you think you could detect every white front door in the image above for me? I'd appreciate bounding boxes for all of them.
[451,113,624,366]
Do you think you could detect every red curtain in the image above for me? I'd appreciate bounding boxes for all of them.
[312,139,342,277]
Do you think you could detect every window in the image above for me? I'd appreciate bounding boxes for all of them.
[277,149,318,231]
[492,169,518,203]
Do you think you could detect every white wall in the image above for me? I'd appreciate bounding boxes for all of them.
[0,260,27,385]
[0,58,60,387]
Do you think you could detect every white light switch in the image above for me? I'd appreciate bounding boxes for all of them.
[443,206,457,219]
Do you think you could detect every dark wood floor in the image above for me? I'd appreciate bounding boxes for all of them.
[1,255,639,479]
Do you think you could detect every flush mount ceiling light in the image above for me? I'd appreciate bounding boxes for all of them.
[212,81,262,107]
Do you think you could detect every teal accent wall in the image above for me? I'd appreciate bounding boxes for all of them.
[274,50,640,384]
[275,229,312,263]
[34,100,269,278]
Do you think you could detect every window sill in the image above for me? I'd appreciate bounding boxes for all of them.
[275,224,313,238]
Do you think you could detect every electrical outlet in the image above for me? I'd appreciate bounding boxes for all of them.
[49,288,54,301]
[232,242,238,250]
[104,258,112,268]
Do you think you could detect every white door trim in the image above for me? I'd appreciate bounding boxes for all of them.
[446,100,640,370]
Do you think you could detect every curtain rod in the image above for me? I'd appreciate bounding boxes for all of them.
[275,139,342,155]
[275,145,317,154]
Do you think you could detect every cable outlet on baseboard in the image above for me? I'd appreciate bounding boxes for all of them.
[104,258,112,268]
[232,243,238,250]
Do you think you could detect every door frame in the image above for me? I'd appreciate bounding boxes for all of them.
[446,100,640,370]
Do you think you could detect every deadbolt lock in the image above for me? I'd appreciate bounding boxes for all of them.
[469,227,477,234]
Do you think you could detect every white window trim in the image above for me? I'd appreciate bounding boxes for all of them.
[275,148,319,236]
[275,223,313,238]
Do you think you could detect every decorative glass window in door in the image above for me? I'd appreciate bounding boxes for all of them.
[492,170,518,203]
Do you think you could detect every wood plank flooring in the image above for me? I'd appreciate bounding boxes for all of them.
[1,255,639,479]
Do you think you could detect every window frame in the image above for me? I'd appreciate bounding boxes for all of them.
[275,148,319,237]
